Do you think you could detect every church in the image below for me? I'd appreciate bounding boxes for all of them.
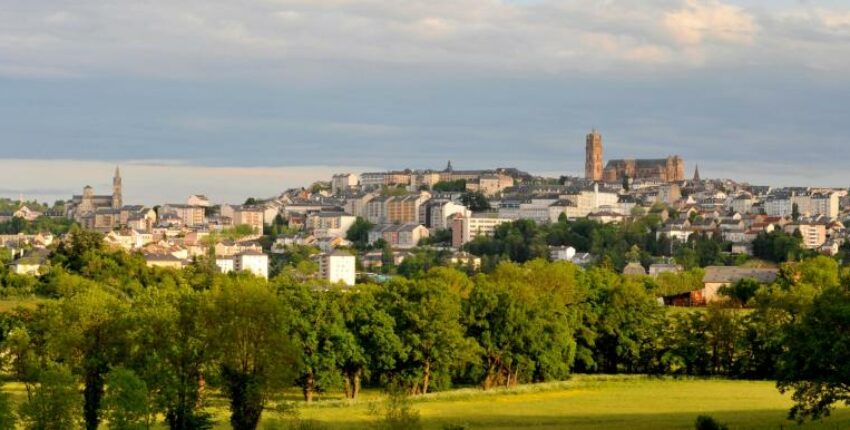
[65,168,154,232]
[584,129,685,184]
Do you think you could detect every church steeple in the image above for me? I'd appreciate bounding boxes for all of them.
[112,166,123,209]
[693,164,701,183]
[445,160,454,172]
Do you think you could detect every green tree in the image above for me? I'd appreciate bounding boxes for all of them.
[209,276,296,430]
[130,287,213,430]
[719,278,761,307]
[777,287,850,421]
[459,192,491,212]
[345,217,373,250]
[378,278,474,394]
[0,384,16,430]
[19,365,83,430]
[103,367,150,430]
[278,283,351,402]
[42,289,131,430]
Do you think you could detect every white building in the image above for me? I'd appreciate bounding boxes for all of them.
[318,250,356,286]
[234,251,269,279]
[550,246,576,262]
[810,192,839,219]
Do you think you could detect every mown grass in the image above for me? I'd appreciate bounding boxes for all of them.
[5,375,849,429]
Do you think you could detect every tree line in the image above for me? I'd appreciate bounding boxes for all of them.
[0,229,848,429]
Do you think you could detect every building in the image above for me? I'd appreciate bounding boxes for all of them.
[369,224,430,249]
[550,246,576,262]
[234,251,269,279]
[68,167,123,220]
[385,192,431,224]
[585,129,603,182]
[317,250,356,286]
[420,200,470,230]
[810,192,839,219]
[187,195,211,207]
[603,156,685,183]
[162,204,206,227]
[466,174,514,197]
[701,266,779,303]
[331,174,359,195]
[305,212,357,238]
[451,213,511,247]
[784,220,828,249]
[226,205,264,233]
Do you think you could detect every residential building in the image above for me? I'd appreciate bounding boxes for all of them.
[369,224,430,249]
[305,212,357,238]
[317,250,356,286]
[162,204,206,227]
[187,194,211,207]
[385,192,431,224]
[331,174,359,195]
[452,213,511,247]
[420,200,470,230]
[234,251,269,279]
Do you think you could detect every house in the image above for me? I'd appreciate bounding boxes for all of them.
[143,253,184,270]
[161,204,206,227]
[10,249,49,275]
[221,205,264,233]
[449,252,481,270]
[550,246,577,262]
[419,200,470,230]
[701,266,779,303]
[317,250,356,286]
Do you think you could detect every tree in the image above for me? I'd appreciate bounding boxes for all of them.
[0,384,16,430]
[792,203,800,221]
[42,288,131,430]
[279,283,352,402]
[345,217,373,250]
[459,192,491,212]
[19,365,83,430]
[431,180,467,192]
[719,278,761,307]
[378,278,474,394]
[209,276,296,430]
[777,287,850,421]
[129,287,213,430]
[103,368,151,430]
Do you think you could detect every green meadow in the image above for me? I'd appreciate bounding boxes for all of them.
[7,375,830,430]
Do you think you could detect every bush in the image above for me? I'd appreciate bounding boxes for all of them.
[695,415,728,430]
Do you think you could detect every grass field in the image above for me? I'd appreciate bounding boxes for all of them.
[6,375,849,429]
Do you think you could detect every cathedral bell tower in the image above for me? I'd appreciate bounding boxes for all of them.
[585,129,603,182]
[112,166,123,209]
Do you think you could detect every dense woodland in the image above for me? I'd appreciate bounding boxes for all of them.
[0,226,848,429]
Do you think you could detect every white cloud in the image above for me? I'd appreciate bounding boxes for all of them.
[664,0,757,46]
[0,0,849,80]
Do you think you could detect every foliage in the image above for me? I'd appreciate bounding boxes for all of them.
[346,218,374,250]
[459,192,491,212]
[695,415,728,430]
[19,365,83,430]
[431,180,467,192]
[777,287,850,421]
[0,383,16,430]
[752,231,803,263]
[103,367,150,430]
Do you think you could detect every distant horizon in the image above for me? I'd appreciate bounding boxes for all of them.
[0,157,846,206]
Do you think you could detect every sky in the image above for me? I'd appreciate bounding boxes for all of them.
[1,0,849,204]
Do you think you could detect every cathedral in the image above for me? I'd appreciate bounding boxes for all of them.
[584,130,685,184]
[69,167,123,215]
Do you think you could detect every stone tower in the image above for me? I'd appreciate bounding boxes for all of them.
[112,166,122,209]
[585,129,603,182]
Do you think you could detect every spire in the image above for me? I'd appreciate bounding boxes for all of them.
[693,164,701,183]
[445,160,453,172]
[114,166,121,179]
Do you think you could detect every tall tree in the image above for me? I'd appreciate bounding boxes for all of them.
[208,276,296,430]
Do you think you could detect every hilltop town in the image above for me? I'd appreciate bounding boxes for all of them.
[2,130,848,304]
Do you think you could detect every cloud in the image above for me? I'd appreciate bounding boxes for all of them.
[2,0,849,81]
[664,0,757,46]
